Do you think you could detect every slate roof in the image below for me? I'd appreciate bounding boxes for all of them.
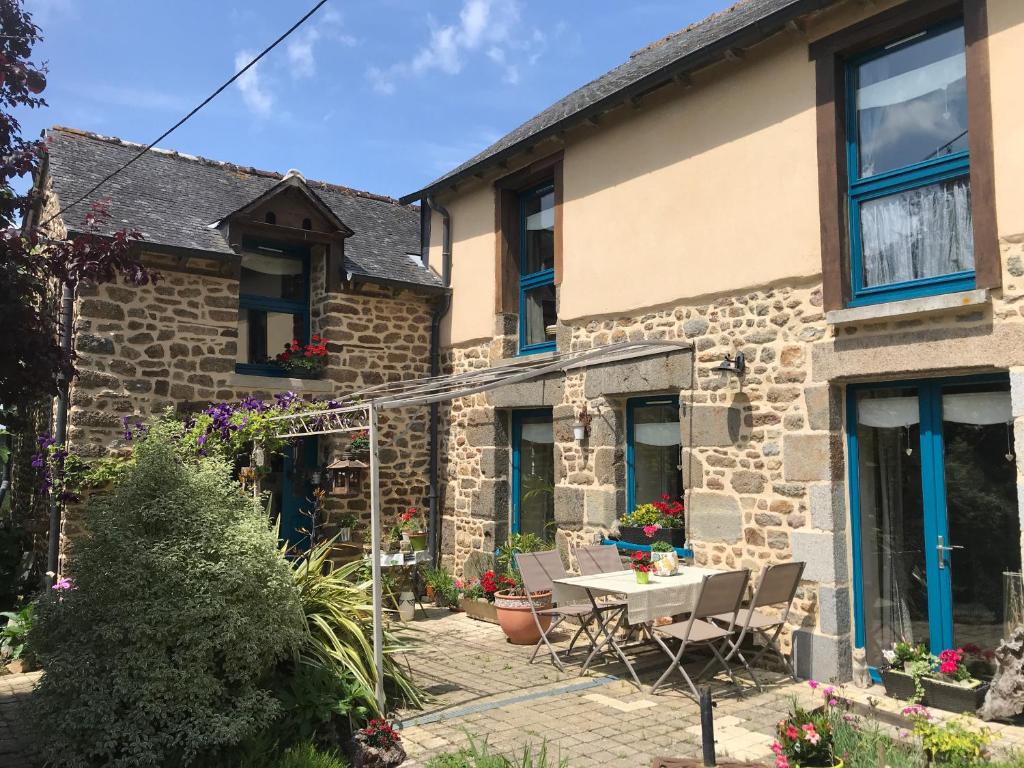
[401,0,831,203]
[44,127,442,290]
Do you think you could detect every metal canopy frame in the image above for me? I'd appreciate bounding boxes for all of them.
[265,339,692,709]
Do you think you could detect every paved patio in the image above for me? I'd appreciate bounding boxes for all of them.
[0,670,40,768]
[396,609,816,767]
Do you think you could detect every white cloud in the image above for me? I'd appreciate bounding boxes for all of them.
[368,0,543,94]
[287,29,320,78]
[234,50,273,117]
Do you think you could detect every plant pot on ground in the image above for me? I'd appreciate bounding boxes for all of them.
[350,719,405,768]
[493,590,552,644]
[459,596,499,623]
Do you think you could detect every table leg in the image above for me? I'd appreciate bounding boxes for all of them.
[579,588,641,689]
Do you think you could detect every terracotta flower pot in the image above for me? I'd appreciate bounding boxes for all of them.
[494,589,552,645]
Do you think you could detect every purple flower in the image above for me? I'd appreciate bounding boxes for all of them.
[52,577,74,592]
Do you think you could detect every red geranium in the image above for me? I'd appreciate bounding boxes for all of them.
[630,551,651,574]
[358,718,401,749]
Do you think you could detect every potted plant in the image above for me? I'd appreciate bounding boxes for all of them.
[881,641,933,704]
[458,576,499,623]
[650,539,678,576]
[336,512,357,543]
[922,647,990,714]
[491,533,555,644]
[616,495,685,547]
[350,718,405,768]
[399,507,427,551]
[274,335,329,378]
[349,430,370,459]
[772,687,845,768]
[630,550,653,584]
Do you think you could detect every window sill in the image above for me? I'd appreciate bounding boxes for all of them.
[826,288,990,326]
[493,349,559,368]
[227,372,336,394]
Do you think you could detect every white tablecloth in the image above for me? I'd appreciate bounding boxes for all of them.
[552,567,719,625]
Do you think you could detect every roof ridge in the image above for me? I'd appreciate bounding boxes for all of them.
[48,125,411,208]
[629,0,752,59]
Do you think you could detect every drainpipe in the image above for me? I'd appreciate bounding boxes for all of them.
[46,282,74,585]
[426,195,452,567]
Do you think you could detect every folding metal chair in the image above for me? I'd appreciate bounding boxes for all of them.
[575,543,625,575]
[516,550,619,671]
[650,568,750,698]
[710,561,805,688]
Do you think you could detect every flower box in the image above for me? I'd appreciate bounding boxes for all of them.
[921,677,988,714]
[459,596,498,624]
[617,525,686,548]
[881,669,919,702]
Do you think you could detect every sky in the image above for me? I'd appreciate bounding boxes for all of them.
[16,0,735,201]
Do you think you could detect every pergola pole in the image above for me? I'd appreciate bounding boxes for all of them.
[368,403,385,711]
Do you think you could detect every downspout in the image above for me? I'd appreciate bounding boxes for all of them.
[426,194,452,567]
[46,282,73,585]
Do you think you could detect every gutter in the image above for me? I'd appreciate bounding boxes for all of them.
[398,0,832,205]
[425,195,452,567]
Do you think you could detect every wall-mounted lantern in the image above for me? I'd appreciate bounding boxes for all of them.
[325,455,368,497]
[573,403,593,443]
[715,351,746,377]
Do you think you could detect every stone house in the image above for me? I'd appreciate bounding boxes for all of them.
[33,126,443,549]
[399,0,1024,681]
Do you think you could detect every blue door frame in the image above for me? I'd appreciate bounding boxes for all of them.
[511,409,551,534]
[626,394,681,512]
[279,437,318,553]
[847,373,1007,676]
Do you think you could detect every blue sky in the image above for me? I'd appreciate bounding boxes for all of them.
[17,0,734,200]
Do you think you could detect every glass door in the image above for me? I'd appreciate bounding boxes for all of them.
[626,396,683,510]
[850,378,1019,670]
[511,410,554,540]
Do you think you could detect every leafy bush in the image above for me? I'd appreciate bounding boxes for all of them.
[913,716,991,766]
[0,600,35,666]
[260,540,423,749]
[426,734,567,768]
[29,426,306,768]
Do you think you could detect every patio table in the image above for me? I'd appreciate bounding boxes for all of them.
[552,566,721,687]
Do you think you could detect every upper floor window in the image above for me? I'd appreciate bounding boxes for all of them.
[235,240,310,375]
[847,21,973,306]
[519,183,556,354]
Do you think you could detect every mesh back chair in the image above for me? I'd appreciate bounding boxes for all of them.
[650,569,750,698]
[710,561,805,689]
[576,544,625,575]
[516,550,618,671]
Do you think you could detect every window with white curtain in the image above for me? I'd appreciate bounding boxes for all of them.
[847,20,974,306]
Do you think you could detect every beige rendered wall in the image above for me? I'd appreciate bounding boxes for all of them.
[987,0,1024,238]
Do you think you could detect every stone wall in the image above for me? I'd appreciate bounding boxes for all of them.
[65,251,436,543]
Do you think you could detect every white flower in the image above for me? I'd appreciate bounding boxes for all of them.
[882,649,896,663]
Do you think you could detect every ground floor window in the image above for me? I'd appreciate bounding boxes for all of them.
[511,409,554,540]
[849,377,1019,672]
[626,395,682,511]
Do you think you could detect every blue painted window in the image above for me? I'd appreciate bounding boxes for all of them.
[626,395,682,513]
[846,20,974,306]
[511,410,554,539]
[518,183,556,355]
[235,238,311,377]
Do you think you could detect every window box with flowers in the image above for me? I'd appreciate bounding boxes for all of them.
[921,647,992,714]
[274,334,329,379]
[616,495,686,548]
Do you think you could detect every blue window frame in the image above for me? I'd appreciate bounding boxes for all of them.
[510,409,554,539]
[845,20,974,307]
[846,374,1016,681]
[518,183,556,355]
[235,238,311,377]
[626,395,682,513]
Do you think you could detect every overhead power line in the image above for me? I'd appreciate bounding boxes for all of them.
[42,0,330,227]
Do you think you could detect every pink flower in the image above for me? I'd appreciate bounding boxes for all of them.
[801,724,820,745]
[771,741,783,756]
[940,660,958,674]
[775,756,790,768]
[52,577,74,592]
[785,726,799,740]
[808,680,819,689]
[642,524,661,538]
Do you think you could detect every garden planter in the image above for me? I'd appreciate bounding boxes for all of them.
[459,596,499,624]
[408,531,428,551]
[921,677,988,714]
[617,526,686,548]
[337,526,352,543]
[881,669,919,702]
[635,570,650,585]
[493,590,552,644]
[350,740,406,768]
[652,551,679,576]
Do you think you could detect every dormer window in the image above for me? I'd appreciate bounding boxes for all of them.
[235,239,310,376]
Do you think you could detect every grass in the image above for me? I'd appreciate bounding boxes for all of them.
[425,734,568,768]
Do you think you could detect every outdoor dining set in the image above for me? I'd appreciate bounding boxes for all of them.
[515,545,807,700]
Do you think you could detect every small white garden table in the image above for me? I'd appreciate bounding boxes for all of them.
[552,566,721,686]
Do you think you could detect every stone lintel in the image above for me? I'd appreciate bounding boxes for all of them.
[583,352,691,399]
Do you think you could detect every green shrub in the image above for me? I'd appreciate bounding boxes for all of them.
[0,600,35,666]
[29,425,306,768]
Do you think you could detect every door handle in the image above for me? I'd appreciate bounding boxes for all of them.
[937,535,964,569]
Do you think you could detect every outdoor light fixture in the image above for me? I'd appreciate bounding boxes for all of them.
[715,352,746,377]
[572,403,593,442]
